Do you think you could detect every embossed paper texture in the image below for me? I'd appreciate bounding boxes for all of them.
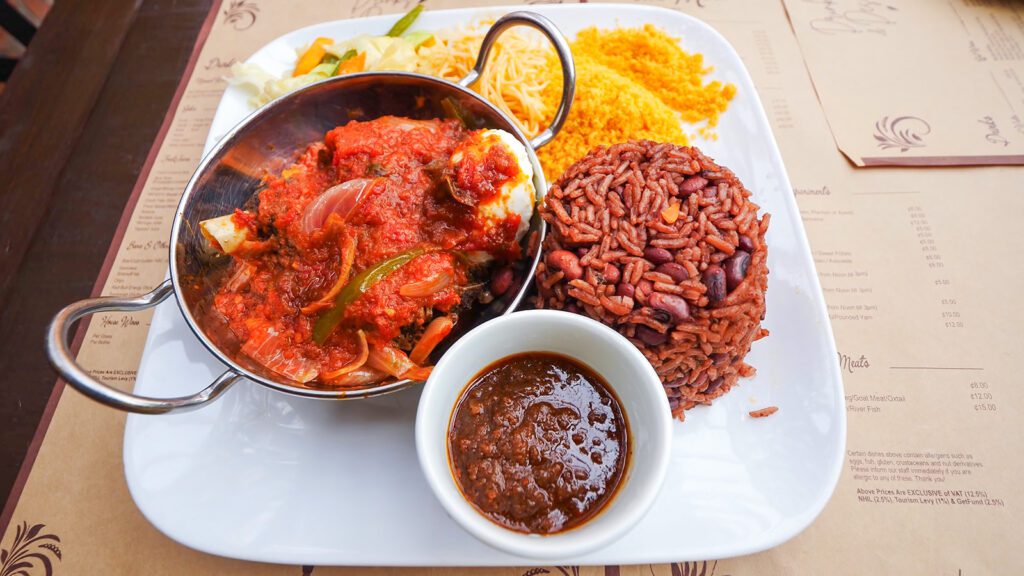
[782,0,1024,166]
[3,0,1023,574]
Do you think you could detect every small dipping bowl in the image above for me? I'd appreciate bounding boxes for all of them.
[416,310,672,559]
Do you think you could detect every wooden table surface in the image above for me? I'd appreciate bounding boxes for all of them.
[0,0,214,507]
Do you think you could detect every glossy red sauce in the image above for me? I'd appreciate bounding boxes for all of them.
[210,117,524,385]
[449,131,519,206]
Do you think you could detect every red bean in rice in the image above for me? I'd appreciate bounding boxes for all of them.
[535,141,770,420]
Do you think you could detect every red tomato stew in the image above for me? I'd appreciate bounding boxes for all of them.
[197,116,535,387]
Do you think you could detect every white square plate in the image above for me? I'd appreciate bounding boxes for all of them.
[124,4,845,566]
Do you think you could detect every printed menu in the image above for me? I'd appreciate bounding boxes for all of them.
[782,0,1024,166]
[1,0,1021,574]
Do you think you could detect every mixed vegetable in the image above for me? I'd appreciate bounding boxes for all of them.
[311,246,435,344]
[230,5,430,107]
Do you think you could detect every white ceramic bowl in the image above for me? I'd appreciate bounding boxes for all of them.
[415,309,673,559]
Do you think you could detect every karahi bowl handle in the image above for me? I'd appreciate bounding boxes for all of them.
[458,11,575,150]
[45,279,242,414]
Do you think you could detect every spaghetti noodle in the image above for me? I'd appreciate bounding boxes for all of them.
[416,21,553,138]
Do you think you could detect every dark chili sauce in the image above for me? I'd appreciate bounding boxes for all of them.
[447,352,630,534]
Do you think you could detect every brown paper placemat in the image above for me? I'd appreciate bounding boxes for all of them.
[781,0,1024,167]
[2,0,1022,574]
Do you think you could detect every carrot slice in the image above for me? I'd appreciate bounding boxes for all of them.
[336,52,366,75]
[293,37,333,77]
[661,202,680,224]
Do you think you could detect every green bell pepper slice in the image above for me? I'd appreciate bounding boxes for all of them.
[312,246,434,344]
[386,4,423,37]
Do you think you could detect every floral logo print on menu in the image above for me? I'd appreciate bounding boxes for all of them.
[667,561,724,576]
[519,561,726,576]
[807,0,898,36]
[224,0,259,31]
[0,522,62,576]
[522,567,580,576]
[873,116,931,152]
[350,0,417,18]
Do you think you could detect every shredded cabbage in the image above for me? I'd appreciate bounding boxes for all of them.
[228,62,332,108]
[325,35,419,72]
[228,34,423,108]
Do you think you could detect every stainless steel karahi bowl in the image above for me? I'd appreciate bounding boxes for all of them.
[46,12,575,414]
